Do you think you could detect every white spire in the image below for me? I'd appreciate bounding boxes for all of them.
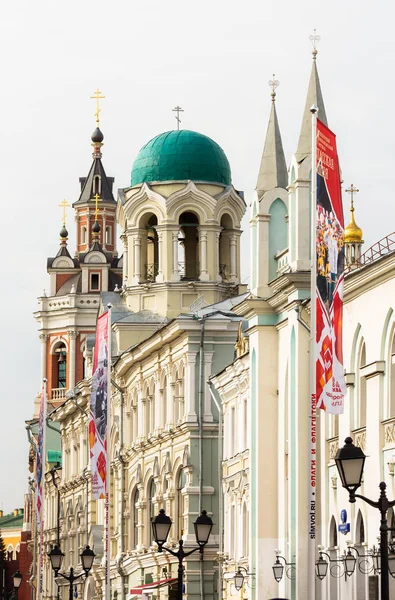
[256,76,288,198]
[295,45,327,163]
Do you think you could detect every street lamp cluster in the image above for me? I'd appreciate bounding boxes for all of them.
[48,545,95,600]
[335,437,395,600]
[151,508,213,600]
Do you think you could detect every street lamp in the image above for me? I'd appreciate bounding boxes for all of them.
[272,552,296,582]
[335,437,395,600]
[233,566,250,591]
[48,545,95,600]
[11,570,23,599]
[315,547,356,580]
[152,509,213,600]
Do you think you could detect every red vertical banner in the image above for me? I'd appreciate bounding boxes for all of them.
[89,312,109,499]
[315,120,346,414]
[35,384,46,599]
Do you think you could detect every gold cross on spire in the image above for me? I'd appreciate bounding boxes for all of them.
[172,105,184,130]
[268,74,280,102]
[59,199,70,226]
[90,88,105,126]
[93,193,102,220]
[345,183,359,210]
[309,28,321,59]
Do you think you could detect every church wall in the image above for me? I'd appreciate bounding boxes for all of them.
[320,260,395,599]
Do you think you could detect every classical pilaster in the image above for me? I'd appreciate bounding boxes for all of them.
[68,330,78,388]
[185,353,197,421]
[39,333,48,383]
[198,228,209,281]
[121,234,128,282]
[171,230,181,281]
[156,231,164,283]
[230,233,238,283]
[132,234,142,285]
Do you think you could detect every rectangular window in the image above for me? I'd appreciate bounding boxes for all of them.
[91,273,100,291]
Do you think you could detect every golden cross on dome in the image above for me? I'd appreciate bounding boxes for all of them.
[90,88,105,125]
[93,193,102,220]
[268,74,280,101]
[345,184,359,209]
[59,199,70,226]
[309,28,321,58]
[172,105,184,130]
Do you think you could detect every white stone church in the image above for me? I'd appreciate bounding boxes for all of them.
[26,43,395,600]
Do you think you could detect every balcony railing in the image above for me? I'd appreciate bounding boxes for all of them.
[52,388,66,401]
[144,263,159,282]
[178,261,199,280]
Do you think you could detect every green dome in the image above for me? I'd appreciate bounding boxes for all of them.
[131,130,231,187]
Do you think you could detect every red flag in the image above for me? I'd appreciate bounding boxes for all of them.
[315,120,346,414]
[89,311,109,499]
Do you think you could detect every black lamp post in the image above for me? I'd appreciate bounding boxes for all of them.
[48,545,95,600]
[152,509,213,600]
[11,570,22,599]
[335,437,395,600]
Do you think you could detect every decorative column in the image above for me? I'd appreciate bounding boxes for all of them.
[102,210,107,249]
[198,228,209,281]
[133,234,142,284]
[121,234,128,282]
[216,231,222,282]
[230,234,238,283]
[137,382,144,439]
[185,353,197,422]
[156,231,164,283]
[87,213,91,248]
[39,333,48,383]
[171,230,180,281]
[68,330,78,389]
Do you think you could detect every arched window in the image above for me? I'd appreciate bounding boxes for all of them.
[358,342,367,428]
[52,342,67,391]
[176,470,186,540]
[329,515,338,549]
[105,226,112,246]
[178,212,199,280]
[268,198,288,281]
[81,226,87,245]
[133,487,140,548]
[219,214,233,281]
[356,509,365,545]
[389,334,395,417]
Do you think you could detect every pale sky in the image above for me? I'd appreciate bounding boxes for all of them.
[0,0,391,511]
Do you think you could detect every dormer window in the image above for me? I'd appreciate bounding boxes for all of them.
[90,273,100,291]
[93,175,101,195]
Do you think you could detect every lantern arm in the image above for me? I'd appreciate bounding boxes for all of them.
[157,541,202,560]
[55,568,87,583]
[352,492,380,509]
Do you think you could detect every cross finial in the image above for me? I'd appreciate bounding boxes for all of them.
[59,199,70,226]
[345,183,359,210]
[90,88,105,126]
[309,28,321,59]
[93,193,102,220]
[172,105,184,130]
[268,74,280,102]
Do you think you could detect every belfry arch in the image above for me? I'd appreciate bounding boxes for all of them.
[178,211,199,280]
